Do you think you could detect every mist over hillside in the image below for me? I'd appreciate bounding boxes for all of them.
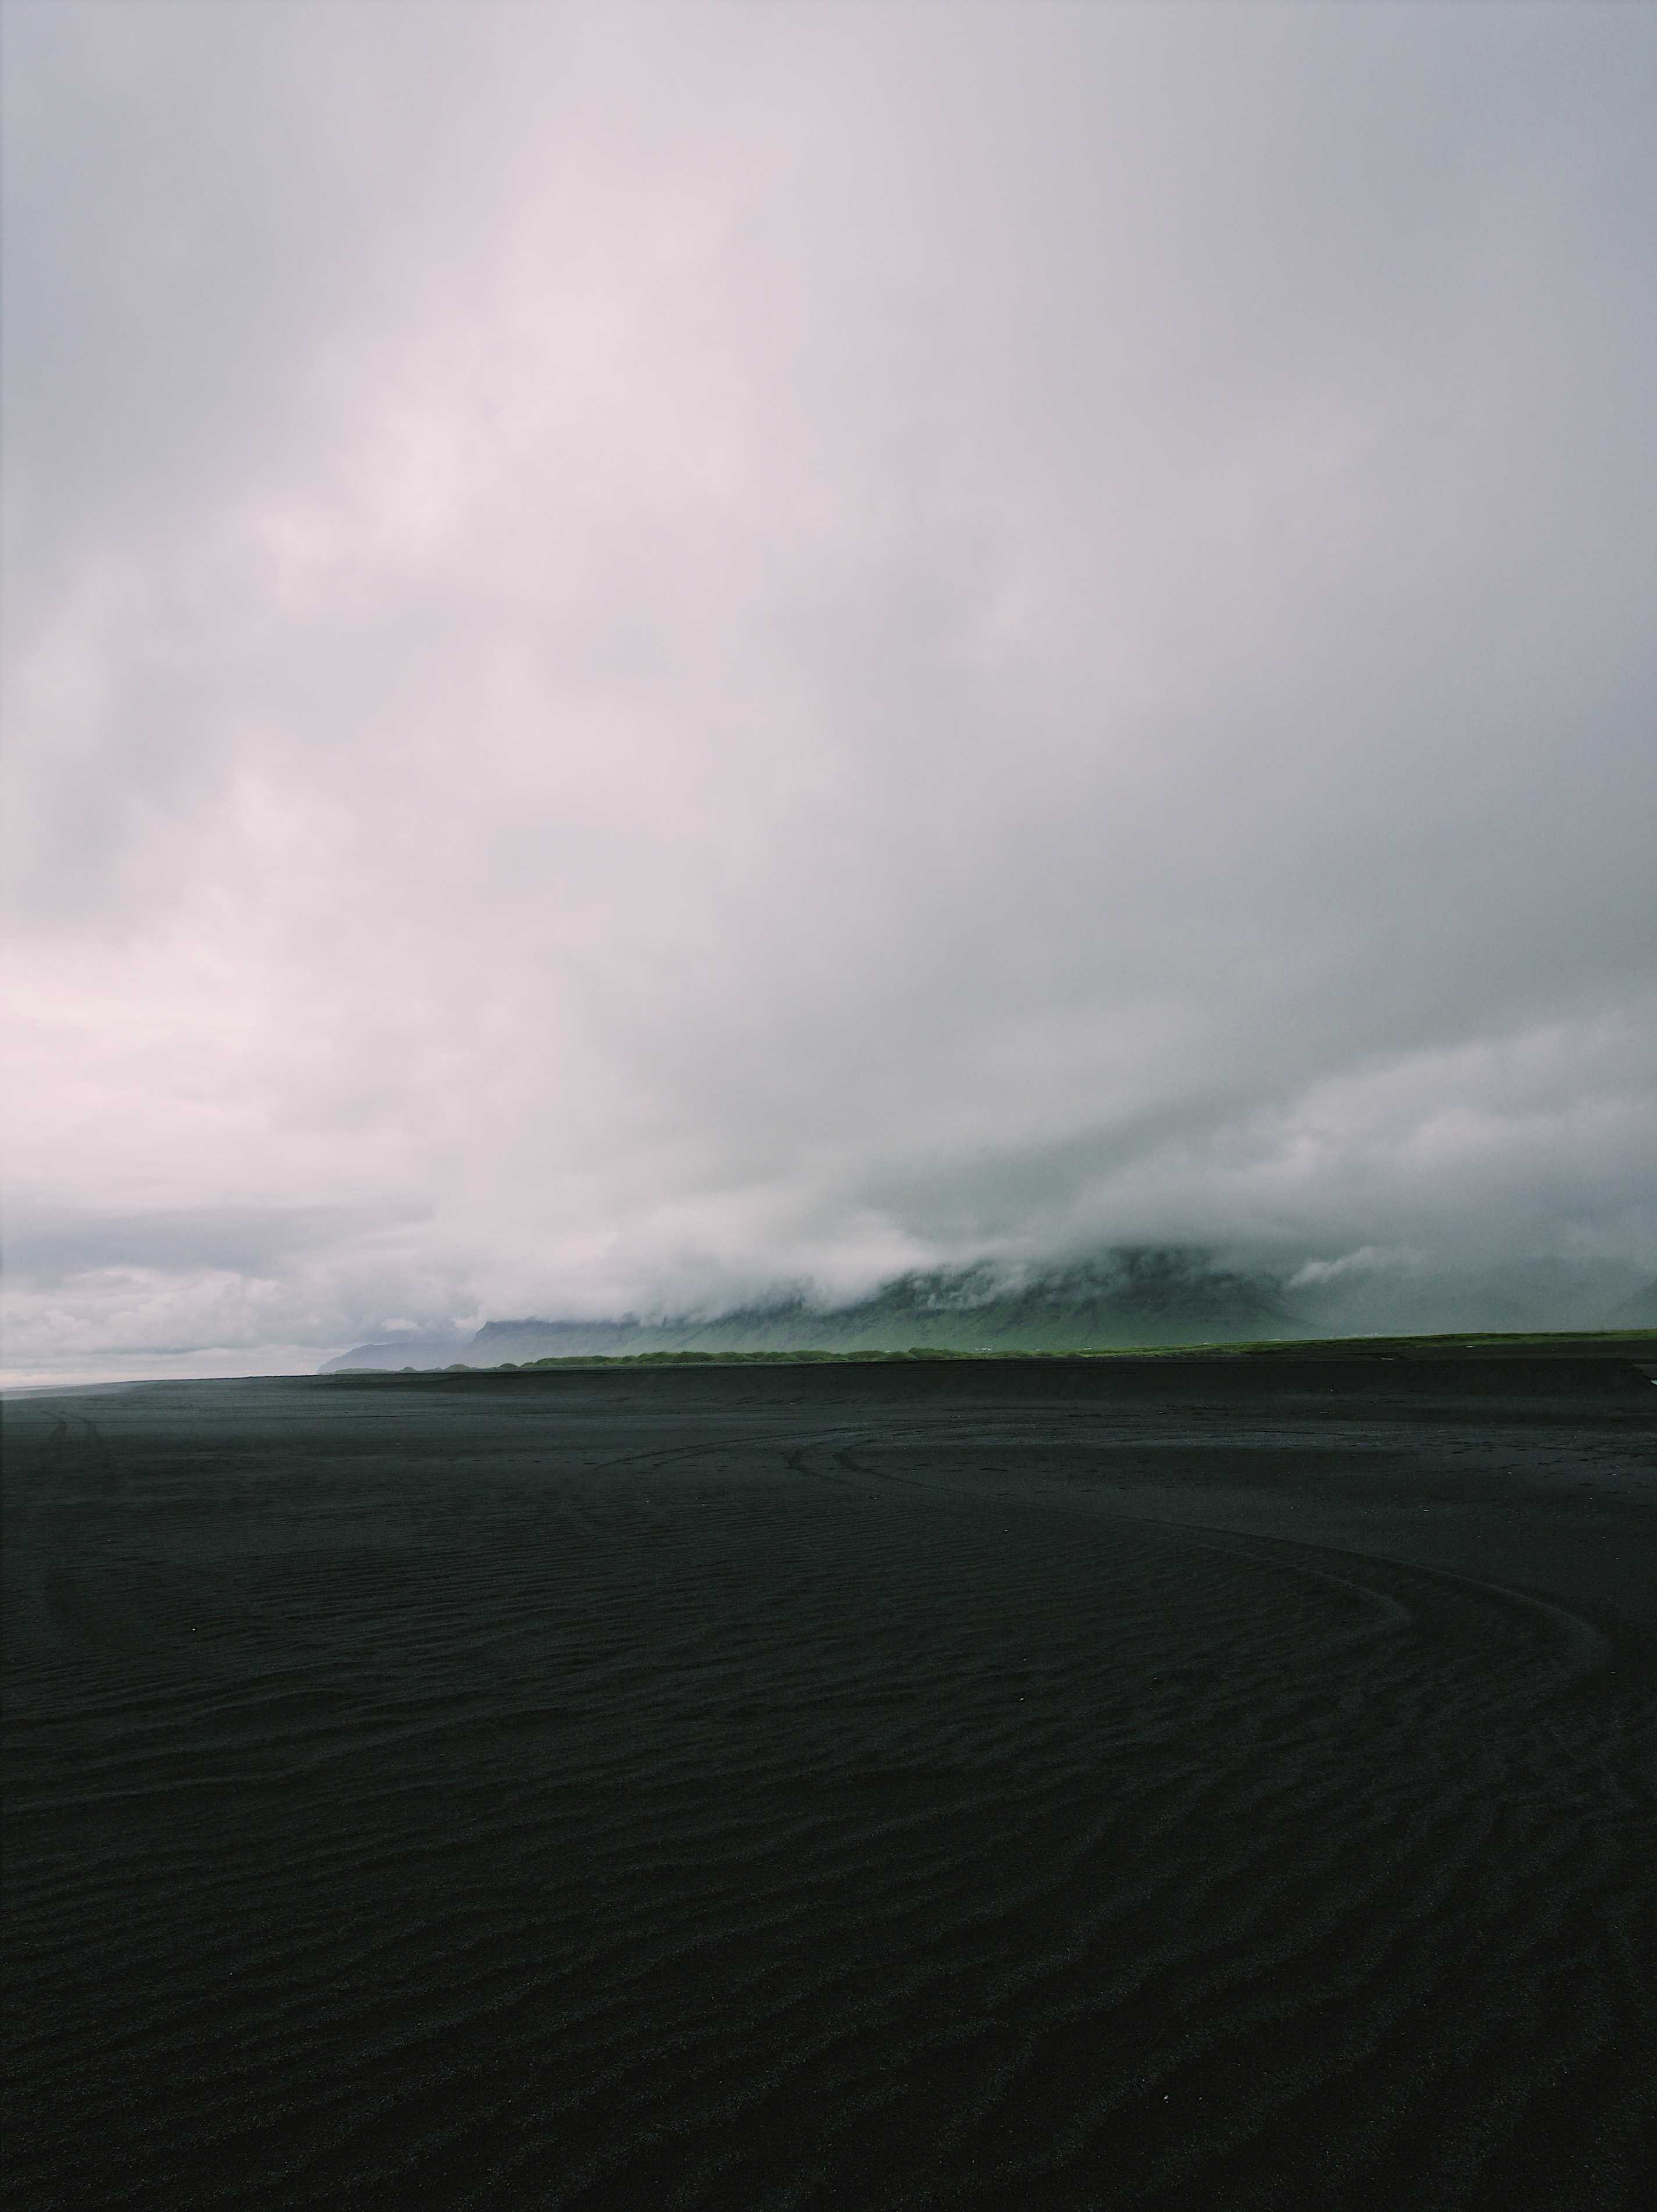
[319,1247,1652,1371]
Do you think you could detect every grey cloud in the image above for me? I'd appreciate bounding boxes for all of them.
[0,1201,417,1289]
[2,2,1654,1379]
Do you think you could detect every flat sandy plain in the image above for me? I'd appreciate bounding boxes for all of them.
[4,1354,1655,2210]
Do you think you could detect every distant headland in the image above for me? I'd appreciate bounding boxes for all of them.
[321,1247,1657,1373]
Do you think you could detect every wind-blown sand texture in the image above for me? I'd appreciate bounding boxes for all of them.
[5,1358,1654,2210]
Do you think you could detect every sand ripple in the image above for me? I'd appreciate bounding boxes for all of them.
[4,1377,1654,2209]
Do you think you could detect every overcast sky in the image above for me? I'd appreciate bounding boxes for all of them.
[4,1,1655,1381]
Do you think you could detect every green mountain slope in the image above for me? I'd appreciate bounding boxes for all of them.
[462,1251,1300,1366]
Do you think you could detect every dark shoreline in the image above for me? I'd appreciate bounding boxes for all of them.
[5,1359,1654,2208]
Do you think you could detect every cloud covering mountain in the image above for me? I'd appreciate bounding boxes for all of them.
[3,3,1654,1382]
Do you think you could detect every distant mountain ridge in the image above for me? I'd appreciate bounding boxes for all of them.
[319,1248,1657,1373]
[320,1249,1300,1370]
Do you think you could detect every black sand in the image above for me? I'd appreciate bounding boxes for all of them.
[5,1359,1654,2209]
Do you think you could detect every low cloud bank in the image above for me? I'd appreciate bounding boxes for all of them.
[318,1245,1652,1375]
[5,997,1653,1383]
